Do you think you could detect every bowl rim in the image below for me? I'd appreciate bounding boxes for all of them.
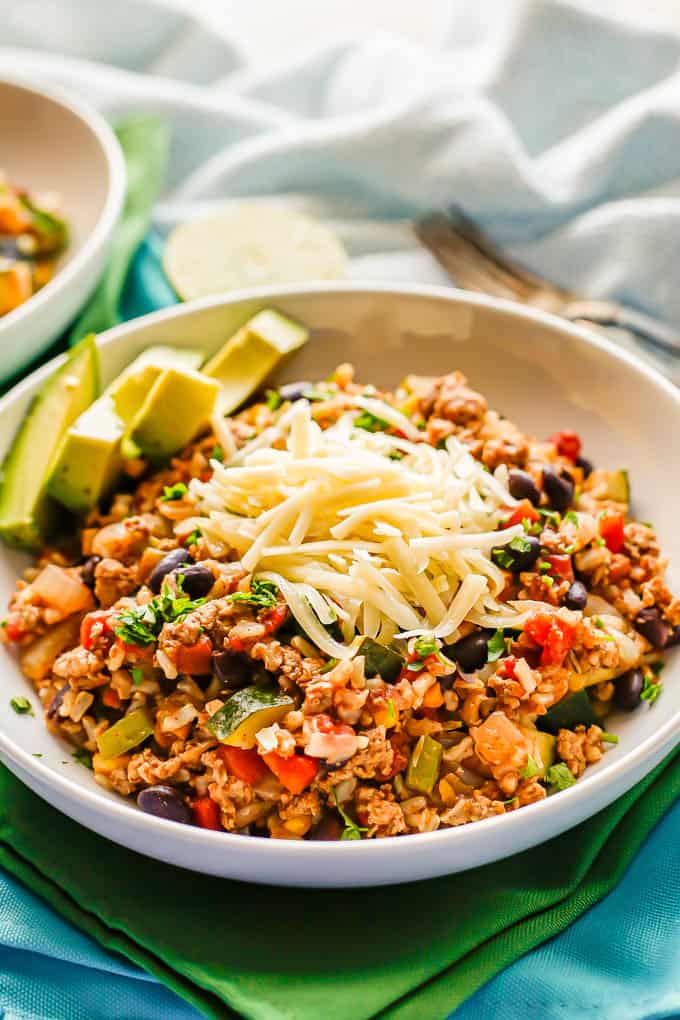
[1,281,678,864]
[0,75,126,334]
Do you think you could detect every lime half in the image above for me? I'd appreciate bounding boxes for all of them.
[163,203,348,300]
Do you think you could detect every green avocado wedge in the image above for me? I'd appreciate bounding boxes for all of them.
[122,366,220,463]
[0,334,100,550]
[48,347,203,514]
[202,309,309,414]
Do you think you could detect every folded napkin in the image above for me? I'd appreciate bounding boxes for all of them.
[1,752,678,1020]
[2,2,680,1018]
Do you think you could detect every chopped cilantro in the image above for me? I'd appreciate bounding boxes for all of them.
[595,537,606,547]
[545,763,577,791]
[520,754,540,779]
[32,753,43,758]
[414,635,439,659]
[528,521,543,536]
[210,444,224,462]
[650,660,665,677]
[642,521,654,529]
[486,629,506,663]
[114,577,207,646]
[600,732,619,744]
[228,578,278,610]
[0,619,6,629]
[593,617,605,630]
[492,535,532,570]
[72,748,93,770]
[265,389,282,411]
[543,576,554,587]
[538,560,551,573]
[333,788,369,841]
[641,674,663,704]
[538,508,561,528]
[386,698,397,726]
[563,543,576,554]
[414,418,427,431]
[354,410,390,433]
[388,450,405,461]
[161,482,188,502]
[564,510,579,526]
[10,696,33,716]
[131,667,145,686]
[184,528,202,547]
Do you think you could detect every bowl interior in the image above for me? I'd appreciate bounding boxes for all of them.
[0,80,112,274]
[0,286,678,871]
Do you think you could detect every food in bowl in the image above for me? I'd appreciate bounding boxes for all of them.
[0,172,68,316]
[1,308,677,841]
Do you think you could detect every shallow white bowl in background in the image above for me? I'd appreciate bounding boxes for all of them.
[0,283,677,887]
[0,77,126,381]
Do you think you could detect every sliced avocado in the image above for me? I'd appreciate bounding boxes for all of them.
[48,347,203,513]
[122,366,220,462]
[602,469,629,504]
[0,334,99,549]
[202,309,309,414]
[534,731,556,777]
[537,688,599,735]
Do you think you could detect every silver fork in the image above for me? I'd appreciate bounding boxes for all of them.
[414,209,680,383]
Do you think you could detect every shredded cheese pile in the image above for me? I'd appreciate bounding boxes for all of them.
[190,398,536,659]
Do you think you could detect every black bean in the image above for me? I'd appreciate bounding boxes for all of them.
[148,548,194,594]
[635,607,671,649]
[564,580,588,611]
[508,469,541,505]
[279,381,312,402]
[178,563,215,599]
[614,668,644,711]
[542,466,575,513]
[137,785,192,824]
[80,555,101,589]
[447,631,489,672]
[491,534,541,573]
[575,455,593,479]
[212,650,250,689]
[47,683,70,720]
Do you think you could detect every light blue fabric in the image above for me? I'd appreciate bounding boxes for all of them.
[2,1,680,1017]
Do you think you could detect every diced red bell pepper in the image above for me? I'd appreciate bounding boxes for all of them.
[192,796,222,830]
[599,511,625,554]
[80,610,116,650]
[262,751,318,794]
[101,687,122,709]
[524,612,577,667]
[549,430,582,461]
[175,635,213,675]
[217,746,271,786]
[546,554,574,582]
[5,619,25,642]
[496,656,518,679]
[261,603,288,636]
[504,499,540,527]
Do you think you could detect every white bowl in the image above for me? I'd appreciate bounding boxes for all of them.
[0,284,678,887]
[0,77,126,381]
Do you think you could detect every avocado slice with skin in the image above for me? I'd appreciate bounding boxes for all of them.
[202,309,309,414]
[0,333,99,549]
[48,347,203,513]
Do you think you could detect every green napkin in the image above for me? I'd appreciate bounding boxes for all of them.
[68,113,169,345]
[0,750,677,1020]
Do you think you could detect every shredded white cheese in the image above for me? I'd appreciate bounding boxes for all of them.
[190,399,525,657]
